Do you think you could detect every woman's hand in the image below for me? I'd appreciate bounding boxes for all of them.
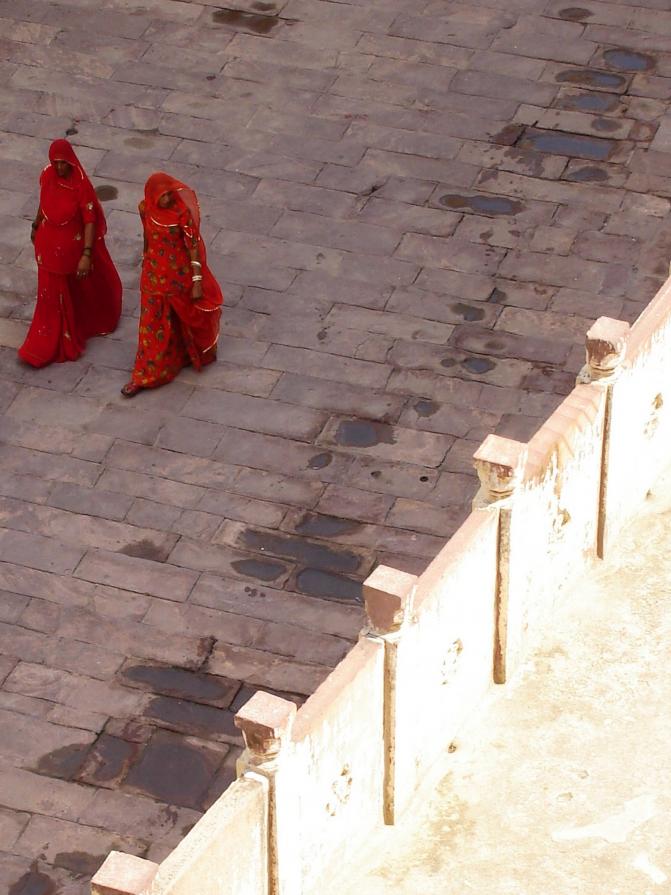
[192,280,203,302]
[77,254,92,278]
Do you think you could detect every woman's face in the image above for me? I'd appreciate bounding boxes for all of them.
[52,160,72,178]
[157,190,174,209]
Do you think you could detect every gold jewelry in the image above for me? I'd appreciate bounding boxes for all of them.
[190,260,202,267]
[192,274,203,282]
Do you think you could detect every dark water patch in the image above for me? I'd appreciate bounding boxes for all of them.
[334,419,395,448]
[450,301,485,321]
[440,356,458,368]
[120,538,168,561]
[231,557,288,581]
[520,128,615,161]
[556,68,627,90]
[491,124,523,145]
[65,126,78,136]
[76,735,139,786]
[603,48,654,72]
[54,851,106,877]
[296,568,363,603]
[559,92,619,113]
[252,1,276,8]
[125,730,222,809]
[144,695,238,741]
[9,867,56,895]
[95,184,118,201]
[308,451,332,469]
[438,193,523,216]
[565,165,608,182]
[295,513,361,538]
[488,287,506,304]
[419,475,430,482]
[592,117,619,132]
[558,7,592,20]
[121,662,238,706]
[370,469,381,478]
[36,743,90,780]
[240,528,361,573]
[414,398,438,417]
[211,8,280,34]
[462,356,496,375]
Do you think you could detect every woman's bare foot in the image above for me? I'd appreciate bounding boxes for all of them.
[121,382,142,398]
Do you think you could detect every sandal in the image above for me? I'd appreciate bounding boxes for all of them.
[120,382,142,398]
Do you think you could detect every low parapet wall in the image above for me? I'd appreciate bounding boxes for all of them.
[92,274,671,895]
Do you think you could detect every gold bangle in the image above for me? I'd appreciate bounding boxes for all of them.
[192,274,203,282]
[190,260,202,267]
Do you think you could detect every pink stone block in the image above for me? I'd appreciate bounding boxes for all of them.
[91,852,158,895]
[234,690,297,755]
[363,564,417,634]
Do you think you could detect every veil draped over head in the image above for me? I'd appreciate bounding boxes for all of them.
[143,171,215,272]
[41,139,107,236]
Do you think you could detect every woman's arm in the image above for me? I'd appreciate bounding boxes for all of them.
[183,219,203,302]
[77,221,95,278]
[30,209,44,244]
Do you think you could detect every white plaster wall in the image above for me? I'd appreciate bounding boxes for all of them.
[394,511,498,815]
[506,386,606,676]
[274,638,385,895]
[607,318,671,545]
[147,775,268,895]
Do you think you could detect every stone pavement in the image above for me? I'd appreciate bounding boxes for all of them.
[330,462,671,895]
[0,0,671,890]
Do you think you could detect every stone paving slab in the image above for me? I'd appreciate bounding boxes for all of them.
[1,0,671,889]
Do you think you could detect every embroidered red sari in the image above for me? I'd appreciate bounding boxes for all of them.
[128,173,223,390]
[18,139,122,367]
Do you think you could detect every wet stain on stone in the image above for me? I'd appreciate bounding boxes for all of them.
[520,128,615,161]
[120,538,169,561]
[565,165,608,182]
[205,74,216,81]
[556,68,627,90]
[76,735,139,786]
[54,851,106,877]
[121,663,238,706]
[491,124,523,145]
[36,743,90,780]
[419,475,430,482]
[450,301,485,321]
[308,451,333,469]
[603,48,654,72]
[144,695,239,741]
[212,8,280,34]
[440,356,458,368]
[95,184,118,201]
[560,92,619,113]
[240,529,361,573]
[414,398,438,417]
[370,470,381,478]
[65,126,78,136]
[252,0,276,8]
[317,328,328,341]
[295,513,361,538]
[461,356,496,375]
[558,7,592,20]
[9,866,56,895]
[231,557,288,581]
[296,568,363,603]
[592,117,619,132]
[334,419,396,448]
[438,194,523,216]
[124,730,222,809]
[124,136,155,149]
[488,287,506,304]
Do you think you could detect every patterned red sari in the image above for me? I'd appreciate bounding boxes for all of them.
[128,173,223,389]
[18,139,122,367]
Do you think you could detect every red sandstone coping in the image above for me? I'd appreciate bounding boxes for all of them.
[364,565,417,635]
[92,852,158,895]
[234,690,297,755]
[625,276,671,363]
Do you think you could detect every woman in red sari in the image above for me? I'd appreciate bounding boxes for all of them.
[121,173,223,397]
[19,139,122,367]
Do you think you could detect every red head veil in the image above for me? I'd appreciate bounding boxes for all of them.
[144,172,212,267]
[42,139,108,237]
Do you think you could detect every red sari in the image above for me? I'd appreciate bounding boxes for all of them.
[18,139,122,367]
[128,173,223,389]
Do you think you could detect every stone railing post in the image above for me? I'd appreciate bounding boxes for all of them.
[235,691,297,895]
[473,435,527,685]
[363,565,417,825]
[579,316,631,558]
[91,852,158,895]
